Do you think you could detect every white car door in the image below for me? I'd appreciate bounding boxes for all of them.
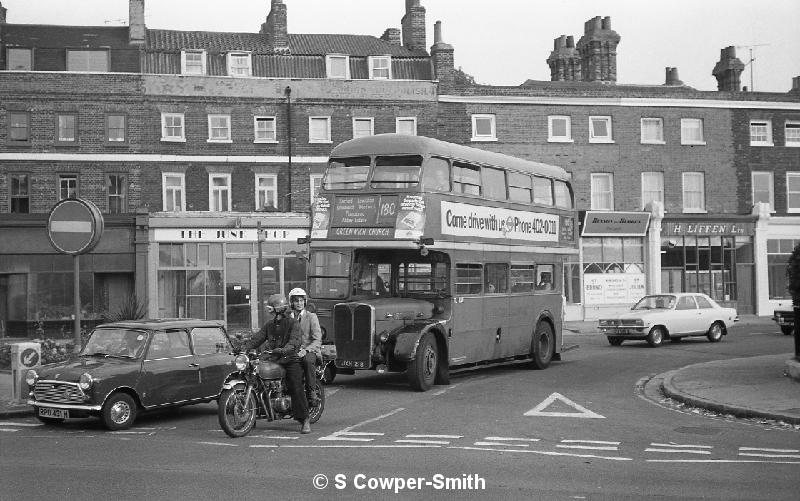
[694,295,717,331]
[672,296,699,334]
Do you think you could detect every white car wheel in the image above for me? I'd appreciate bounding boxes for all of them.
[646,327,665,347]
[707,322,724,342]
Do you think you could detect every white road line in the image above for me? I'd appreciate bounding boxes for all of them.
[395,439,450,445]
[336,431,384,436]
[110,431,148,435]
[556,444,619,451]
[739,447,799,453]
[280,444,442,448]
[432,383,460,396]
[0,422,40,427]
[561,440,621,445]
[648,459,800,464]
[0,428,19,432]
[318,407,404,442]
[485,436,541,442]
[405,434,463,439]
[249,444,281,448]
[474,441,530,447]
[198,441,239,447]
[450,446,632,461]
[650,443,713,449]
[645,448,711,455]
[248,435,299,440]
[738,453,800,459]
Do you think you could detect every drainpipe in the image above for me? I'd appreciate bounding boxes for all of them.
[285,85,292,212]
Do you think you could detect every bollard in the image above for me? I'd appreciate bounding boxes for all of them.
[10,342,41,404]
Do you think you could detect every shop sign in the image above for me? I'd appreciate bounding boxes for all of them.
[583,273,646,305]
[663,222,754,236]
[153,228,307,242]
[582,211,650,237]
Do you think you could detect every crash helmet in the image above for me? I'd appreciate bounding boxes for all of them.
[267,294,289,314]
[288,287,307,301]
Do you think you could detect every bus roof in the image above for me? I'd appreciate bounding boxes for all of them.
[330,134,570,181]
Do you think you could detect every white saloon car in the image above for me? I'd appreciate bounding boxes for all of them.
[598,293,738,347]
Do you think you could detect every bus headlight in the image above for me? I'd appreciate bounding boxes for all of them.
[78,373,94,391]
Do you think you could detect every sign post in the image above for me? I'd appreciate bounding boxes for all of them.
[47,199,104,351]
[10,342,40,403]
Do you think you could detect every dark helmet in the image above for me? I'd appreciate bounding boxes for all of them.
[267,294,288,313]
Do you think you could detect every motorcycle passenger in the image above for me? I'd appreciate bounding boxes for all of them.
[245,293,311,434]
[289,288,323,406]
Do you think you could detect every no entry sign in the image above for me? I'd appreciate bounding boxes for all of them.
[47,198,104,255]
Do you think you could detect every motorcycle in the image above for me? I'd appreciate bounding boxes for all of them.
[218,350,325,438]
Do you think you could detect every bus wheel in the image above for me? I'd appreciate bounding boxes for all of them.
[530,322,554,370]
[408,333,437,391]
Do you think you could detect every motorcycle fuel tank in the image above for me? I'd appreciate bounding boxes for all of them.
[258,360,286,379]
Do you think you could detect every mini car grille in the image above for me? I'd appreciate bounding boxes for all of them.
[34,381,85,404]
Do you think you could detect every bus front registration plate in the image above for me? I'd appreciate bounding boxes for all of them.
[337,360,368,369]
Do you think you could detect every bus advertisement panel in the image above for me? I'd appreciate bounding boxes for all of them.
[306,134,578,391]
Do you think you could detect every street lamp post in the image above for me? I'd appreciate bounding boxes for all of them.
[257,221,265,328]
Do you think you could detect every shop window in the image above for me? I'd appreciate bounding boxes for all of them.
[767,238,800,299]
[158,243,224,320]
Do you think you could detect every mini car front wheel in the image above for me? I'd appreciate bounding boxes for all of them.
[101,393,137,431]
[707,322,724,343]
[607,336,623,346]
[646,327,665,347]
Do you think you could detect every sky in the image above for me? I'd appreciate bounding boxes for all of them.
[3,0,799,93]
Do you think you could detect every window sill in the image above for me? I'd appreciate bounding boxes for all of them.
[681,141,707,146]
[589,139,614,144]
[641,140,666,145]
[682,209,707,214]
[784,143,800,147]
[471,137,497,142]
[54,142,80,147]
[161,138,186,143]
[104,141,129,147]
[310,140,333,144]
[749,142,774,147]
[207,139,233,144]
[254,140,279,144]
[548,138,574,143]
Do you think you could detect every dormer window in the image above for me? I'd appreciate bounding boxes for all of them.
[368,56,391,79]
[326,54,350,79]
[6,48,33,70]
[226,52,252,77]
[66,49,109,72]
[181,50,206,75]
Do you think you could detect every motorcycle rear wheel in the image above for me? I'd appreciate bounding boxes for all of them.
[218,387,257,438]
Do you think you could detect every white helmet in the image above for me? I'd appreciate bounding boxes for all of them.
[288,287,307,299]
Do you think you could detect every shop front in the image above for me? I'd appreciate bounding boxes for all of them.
[579,211,651,320]
[143,213,310,333]
[660,216,756,314]
[0,215,136,339]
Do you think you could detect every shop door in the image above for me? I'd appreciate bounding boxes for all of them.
[735,263,754,314]
[225,258,252,331]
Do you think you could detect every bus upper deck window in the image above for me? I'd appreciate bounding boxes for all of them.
[554,180,573,209]
[324,157,370,190]
[371,156,422,189]
[533,177,554,206]
[453,163,481,196]
[422,157,450,192]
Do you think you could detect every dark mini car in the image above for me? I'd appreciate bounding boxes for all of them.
[26,319,236,430]
[772,307,795,336]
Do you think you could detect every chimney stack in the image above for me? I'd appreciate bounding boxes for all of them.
[128,0,145,46]
[0,3,7,24]
[712,46,745,92]
[402,0,426,52]
[790,76,800,95]
[380,28,401,46]
[547,35,582,81]
[431,20,455,92]
[261,0,289,54]
[576,16,620,83]
[665,67,683,86]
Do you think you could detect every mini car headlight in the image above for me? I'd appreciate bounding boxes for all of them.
[25,369,38,387]
[234,354,249,371]
[78,373,94,391]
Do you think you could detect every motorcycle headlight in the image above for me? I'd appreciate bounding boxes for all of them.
[234,354,249,371]
[25,369,38,387]
[78,373,94,391]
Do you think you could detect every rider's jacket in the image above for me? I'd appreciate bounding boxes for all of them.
[245,314,302,364]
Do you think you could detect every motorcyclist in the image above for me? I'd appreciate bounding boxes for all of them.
[288,287,323,406]
[244,293,311,434]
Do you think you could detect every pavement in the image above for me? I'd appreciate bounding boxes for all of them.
[1,315,799,424]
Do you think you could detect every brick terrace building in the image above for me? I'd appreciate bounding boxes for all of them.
[1,1,798,336]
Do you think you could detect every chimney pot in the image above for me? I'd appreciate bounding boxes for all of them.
[601,16,611,30]
[567,35,574,48]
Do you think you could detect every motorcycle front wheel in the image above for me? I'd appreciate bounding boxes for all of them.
[218,387,257,438]
[308,380,325,424]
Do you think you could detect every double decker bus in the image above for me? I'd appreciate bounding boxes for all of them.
[307,134,577,390]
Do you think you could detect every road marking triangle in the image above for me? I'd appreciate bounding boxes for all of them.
[524,392,605,419]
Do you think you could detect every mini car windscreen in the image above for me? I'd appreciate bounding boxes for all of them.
[81,328,147,358]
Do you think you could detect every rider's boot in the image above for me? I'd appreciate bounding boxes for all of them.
[300,418,311,434]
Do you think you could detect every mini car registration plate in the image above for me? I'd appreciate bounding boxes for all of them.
[38,407,69,419]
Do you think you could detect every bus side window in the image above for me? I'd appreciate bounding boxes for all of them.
[536,264,555,291]
[485,263,508,294]
[453,162,481,196]
[455,263,482,294]
[423,157,450,192]
[510,264,535,292]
